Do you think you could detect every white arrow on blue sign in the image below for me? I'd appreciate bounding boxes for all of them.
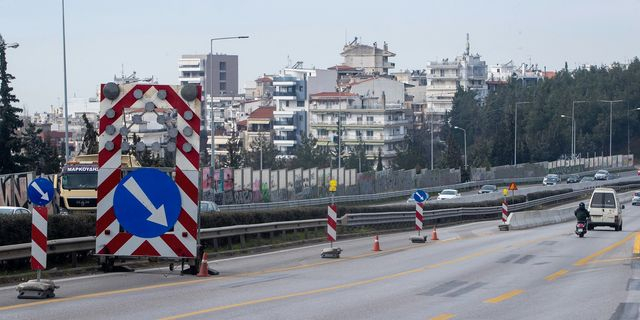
[113,168,182,239]
[413,189,429,203]
[28,178,55,206]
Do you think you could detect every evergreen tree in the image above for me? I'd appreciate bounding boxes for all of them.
[220,131,244,168]
[80,113,98,154]
[0,34,24,174]
[375,147,383,171]
[245,132,280,170]
[289,133,328,169]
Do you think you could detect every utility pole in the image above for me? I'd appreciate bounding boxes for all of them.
[600,100,623,157]
[62,0,70,161]
[513,101,531,166]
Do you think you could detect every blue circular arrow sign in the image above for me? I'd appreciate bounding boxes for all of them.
[413,189,429,203]
[28,178,55,206]
[113,168,182,238]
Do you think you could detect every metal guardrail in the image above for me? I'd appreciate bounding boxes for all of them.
[218,167,636,212]
[1,179,637,263]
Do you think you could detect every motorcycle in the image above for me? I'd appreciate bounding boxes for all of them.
[576,221,587,238]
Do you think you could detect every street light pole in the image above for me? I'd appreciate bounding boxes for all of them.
[600,100,623,157]
[453,126,467,169]
[630,107,640,155]
[208,35,249,190]
[513,101,531,166]
[429,108,434,170]
[62,0,70,161]
[571,101,588,159]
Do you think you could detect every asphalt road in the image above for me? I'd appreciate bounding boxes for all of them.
[1,192,640,319]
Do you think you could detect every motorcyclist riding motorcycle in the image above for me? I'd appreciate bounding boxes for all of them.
[575,202,591,227]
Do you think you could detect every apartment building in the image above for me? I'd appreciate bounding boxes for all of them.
[340,38,396,75]
[271,66,337,156]
[308,90,411,169]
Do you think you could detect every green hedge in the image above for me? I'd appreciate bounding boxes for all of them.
[525,188,573,201]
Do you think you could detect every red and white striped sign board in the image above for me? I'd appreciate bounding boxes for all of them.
[327,204,337,242]
[31,206,48,270]
[96,83,201,258]
[501,202,509,223]
[415,203,424,231]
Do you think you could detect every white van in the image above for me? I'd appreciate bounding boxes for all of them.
[588,188,625,231]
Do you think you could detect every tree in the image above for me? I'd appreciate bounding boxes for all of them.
[245,132,280,170]
[289,133,328,169]
[220,131,244,168]
[80,113,98,154]
[129,133,160,167]
[375,147,383,171]
[344,137,372,172]
[20,123,60,174]
[0,34,24,174]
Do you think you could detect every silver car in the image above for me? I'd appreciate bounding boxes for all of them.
[594,170,609,180]
[0,206,31,215]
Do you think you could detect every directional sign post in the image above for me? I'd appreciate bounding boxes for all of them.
[18,178,58,299]
[413,189,429,203]
[411,189,429,243]
[113,168,182,239]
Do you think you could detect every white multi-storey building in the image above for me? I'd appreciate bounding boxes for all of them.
[308,91,410,169]
[271,66,337,156]
[426,35,487,122]
[340,38,396,75]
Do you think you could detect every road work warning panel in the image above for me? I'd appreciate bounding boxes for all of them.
[508,182,518,191]
[113,168,182,238]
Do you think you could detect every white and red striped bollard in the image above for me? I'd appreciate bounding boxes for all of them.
[31,206,48,271]
[415,203,424,233]
[501,201,509,223]
[327,204,337,244]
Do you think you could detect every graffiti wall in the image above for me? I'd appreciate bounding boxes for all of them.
[0,172,34,208]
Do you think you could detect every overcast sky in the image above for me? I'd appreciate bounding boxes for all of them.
[2,0,640,113]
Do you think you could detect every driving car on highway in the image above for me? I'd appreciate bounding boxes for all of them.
[633,192,640,206]
[199,201,220,214]
[0,206,31,215]
[437,189,460,200]
[478,185,497,194]
[543,174,560,186]
[580,176,595,183]
[566,174,580,184]
[594,169,609,180]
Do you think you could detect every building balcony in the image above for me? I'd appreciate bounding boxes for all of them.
[383,62,395,69]
[273,125,296,131]
[273,81,297,86]
[179,66,204,72]
[178,77,203,84]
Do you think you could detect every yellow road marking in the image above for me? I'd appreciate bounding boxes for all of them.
[0,233,552,313]
[633,234,640,255]
[483,289,524,304]
[545,269,569,281]
[574,232,637,266]
[430,313,455,320]
[160,267,425,320]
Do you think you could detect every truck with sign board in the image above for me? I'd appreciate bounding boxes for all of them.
[54,154,140,214]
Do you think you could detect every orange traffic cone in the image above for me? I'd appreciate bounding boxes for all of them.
[196,252,210,277]
[372,235,381,251]
[431,226,439,241]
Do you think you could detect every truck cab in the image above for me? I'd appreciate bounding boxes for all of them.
[54,154,140,214]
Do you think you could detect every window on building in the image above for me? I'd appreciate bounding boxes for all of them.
[356,130,362,137]
[366,130,373,137]
[297,101,305,107]
[220,72,226,81]
[440,70,444,77]
[367,116,374,123]
[219,61,226,71]
[286,101,290,107]
[219,82,226,91]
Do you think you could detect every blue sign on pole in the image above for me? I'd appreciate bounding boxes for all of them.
[113,168,182,239]
[413,189,429,203]
[28,178,55,206]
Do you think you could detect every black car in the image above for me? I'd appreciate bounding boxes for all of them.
[566,174,580,184]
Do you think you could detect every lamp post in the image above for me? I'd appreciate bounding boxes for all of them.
[630,106,640,155]
[560,114,572,157]
[513,101,531,166]
[453,126,467,169]
[62,0,70,160]
[208,35,248,190]
[599,100,623,157]
[569,100,589,159]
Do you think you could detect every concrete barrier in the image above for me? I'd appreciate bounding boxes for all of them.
[506,193,634,230]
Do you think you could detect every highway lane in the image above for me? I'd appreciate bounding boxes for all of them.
[385,171,639,207]
[0,192,639,319]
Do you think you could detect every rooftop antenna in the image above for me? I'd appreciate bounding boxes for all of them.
[465,33,470,56]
